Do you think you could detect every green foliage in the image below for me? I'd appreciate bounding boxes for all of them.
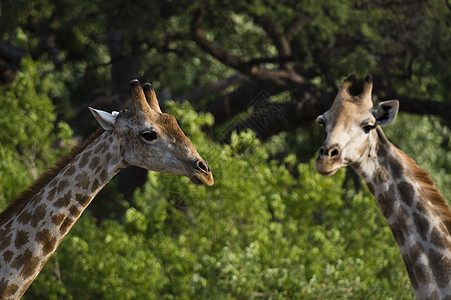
[24,103,424,299]
[0,57,72,208]
[1,0,450,298]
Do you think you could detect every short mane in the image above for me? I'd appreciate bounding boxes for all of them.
[0,128,105,226]
[396,148,451,234]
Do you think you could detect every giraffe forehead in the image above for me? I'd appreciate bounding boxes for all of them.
[156,114,185,138]
[326,101,374,125]
[122,110,178,131]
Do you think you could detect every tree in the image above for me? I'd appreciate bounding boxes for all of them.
[0,57,72,207]
[1,1,451,298]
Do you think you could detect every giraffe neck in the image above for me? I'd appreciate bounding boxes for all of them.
[352,127,451,299]
[0,129,126,299]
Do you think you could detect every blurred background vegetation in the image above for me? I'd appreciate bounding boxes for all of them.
[1,0,450,298]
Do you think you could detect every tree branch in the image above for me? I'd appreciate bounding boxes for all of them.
[285,16,310,42]
[254,16,291,58]
[191,8,249,72]
[190,8,306,86]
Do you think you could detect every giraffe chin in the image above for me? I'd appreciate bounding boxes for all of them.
[188,172,214,186]
[315,165,340,177]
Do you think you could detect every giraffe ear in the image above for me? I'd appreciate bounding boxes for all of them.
[374,100,399,127]
[89,107,118,130]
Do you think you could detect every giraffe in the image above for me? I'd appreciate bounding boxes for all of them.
[314,74,451,299]
[0,79,214,299]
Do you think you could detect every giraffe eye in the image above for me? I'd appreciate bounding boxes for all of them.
[141,130,158,142]
[363,124,376,134]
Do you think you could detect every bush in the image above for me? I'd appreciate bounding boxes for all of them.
[0,57,72,208]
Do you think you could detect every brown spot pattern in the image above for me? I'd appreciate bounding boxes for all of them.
[69,205,81,218]
[95,165,102,174]
[3,220,13,231]
[59,217,73,235]
[429,248,451,288]
[391,224,406,247]
[412,263,430,286]
[94,141,107,154]
[0,234,12,250]
[397,206,410,230]
[56,179,69,194]
[389,155,404,179]
[75,194,91,206]
[91,179,100,192]
[78,150,92,168]
[89,157,100,169]
[17,210,32,225]
[30,204,47,228]
[407,243,429,287]
[54,190,72,208]
[398,181,414,206]
[51,214,65,226]
[36,229,57,255]
[377,142,388,157]
[376,185,395,218]
[21,256,40,279]
[413,212,429,241]
[99,169,108,182]
[75,171,89,189]
[47,186,57,201]
[3,250,13,263]
[14,230,29,248]
[430,227,447,249]
[64,165,76,176]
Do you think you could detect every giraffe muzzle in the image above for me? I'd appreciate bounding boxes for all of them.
[188,159,214,186]
[315,144,343,176]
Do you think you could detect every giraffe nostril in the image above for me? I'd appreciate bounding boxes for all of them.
[330,148,340,157]
[196,160,209,173]
[319,145,340,158]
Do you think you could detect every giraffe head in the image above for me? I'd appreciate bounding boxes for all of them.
[315,75,399,176]
[89,79,214,186]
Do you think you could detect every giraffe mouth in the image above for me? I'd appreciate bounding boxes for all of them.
[188,171,214,186]
[315,159,341,176]
[316,168,340,176]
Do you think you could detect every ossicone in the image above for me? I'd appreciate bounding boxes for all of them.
[142,83,162,113]
[337,74,357,97]
[360,74,373,100]
[129,79,162,113]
